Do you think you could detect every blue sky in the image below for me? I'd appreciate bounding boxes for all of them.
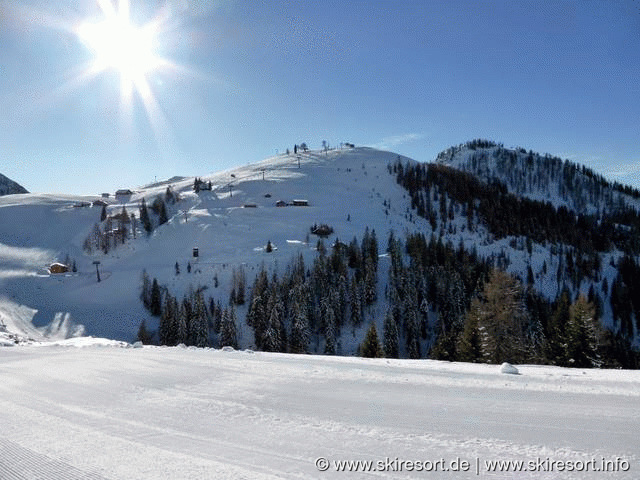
[1,0,639,195]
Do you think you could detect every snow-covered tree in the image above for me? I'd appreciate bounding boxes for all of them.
[383,311,399,358]
[220,307,238,349]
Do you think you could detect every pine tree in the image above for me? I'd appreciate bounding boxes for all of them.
[139,198,152,234]
[383,310,399,358]
[363,257,377,304]
[220,307,238,348]
[130,213,137,239]
[150,278,162,316]
[546,289,571,365]
[118,206,129,244]
[159,292,176,345]
[177,299,188,344]
[137,320,153,344]
[474,269,529,363]
[324,316,336,355]
[192,292,209,348]
[349,275,362,325]
[457,301,482,362]
[140,270,151,311]
[360,322,383,358]
[289,301,310,354]
[158,198,168,225]
[263,299,283,352]
[102,217,112,253]
[183,296,194,345]
[566,295,600,367]
[236,267,246,305]
[100,204,107,222]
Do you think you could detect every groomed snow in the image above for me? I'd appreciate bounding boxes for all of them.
[0,343,638,479]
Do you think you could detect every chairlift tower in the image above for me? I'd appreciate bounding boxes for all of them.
[93,260,101,282]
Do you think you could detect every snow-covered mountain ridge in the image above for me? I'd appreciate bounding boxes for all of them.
[1,144,639,366]
[435,139,640,216]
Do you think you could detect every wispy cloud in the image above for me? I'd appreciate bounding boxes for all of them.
[607,160,640,178]
[556,153,636,179]
[370,133,425,150]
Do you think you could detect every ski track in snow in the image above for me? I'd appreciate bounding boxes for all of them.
[0,345,638,479]
[0,438,108,480]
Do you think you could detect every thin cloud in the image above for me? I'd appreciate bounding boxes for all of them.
[608,161,640,178]
[370,133,425,151]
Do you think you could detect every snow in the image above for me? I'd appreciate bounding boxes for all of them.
[500,362,520,375]
[0,344,637,479]
[0,148,418,346]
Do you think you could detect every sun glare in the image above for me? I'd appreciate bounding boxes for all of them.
[70,0,178,144]
[78,18,159,81]
[77,4,160,84]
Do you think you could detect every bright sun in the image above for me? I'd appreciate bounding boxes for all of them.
[78,17,159,81]
[73,0,174,139]
[77,6,160,84]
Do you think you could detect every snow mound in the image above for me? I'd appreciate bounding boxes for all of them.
[500,362,519,374]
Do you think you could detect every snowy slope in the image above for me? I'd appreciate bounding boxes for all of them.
[436,141,640,215]
[0,144,638,349]
[0,173,28,196]
[0,148,420,344]
[0,343,637,479]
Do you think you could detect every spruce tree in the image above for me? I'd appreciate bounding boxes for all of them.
[220,307,238,348]
[139,198,152,234]
[457,302,482,362]
[192,292,209,348]
[360,322,383,358]
[236,267,246,305]
[158,198,168,225]
[324,316,336,355]
[182,296,194,345]
[546,289,571,365]
[150,278,162,316]
[159,292,176,345]
[383,310,399,358]
[566,295,600,367]
[177,300,188,344]
[263,297,284,352]
[137,320,153,344]
[290,301,310,354]
[349,276,362,326]
[140,270,151,311]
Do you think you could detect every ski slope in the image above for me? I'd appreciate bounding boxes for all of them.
[0,342,638,479]
[0,147,420,346]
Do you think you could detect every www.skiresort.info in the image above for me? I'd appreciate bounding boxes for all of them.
[315,456,631,474]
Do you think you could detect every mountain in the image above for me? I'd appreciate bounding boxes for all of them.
[0,144,638,367]
[435,139,640,215]
[0,173,28,196]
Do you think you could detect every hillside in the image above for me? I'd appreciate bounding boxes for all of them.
[436,139,640,215]
[0,172,28,196]
[0,148,415,347]
[0,144,639,367]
